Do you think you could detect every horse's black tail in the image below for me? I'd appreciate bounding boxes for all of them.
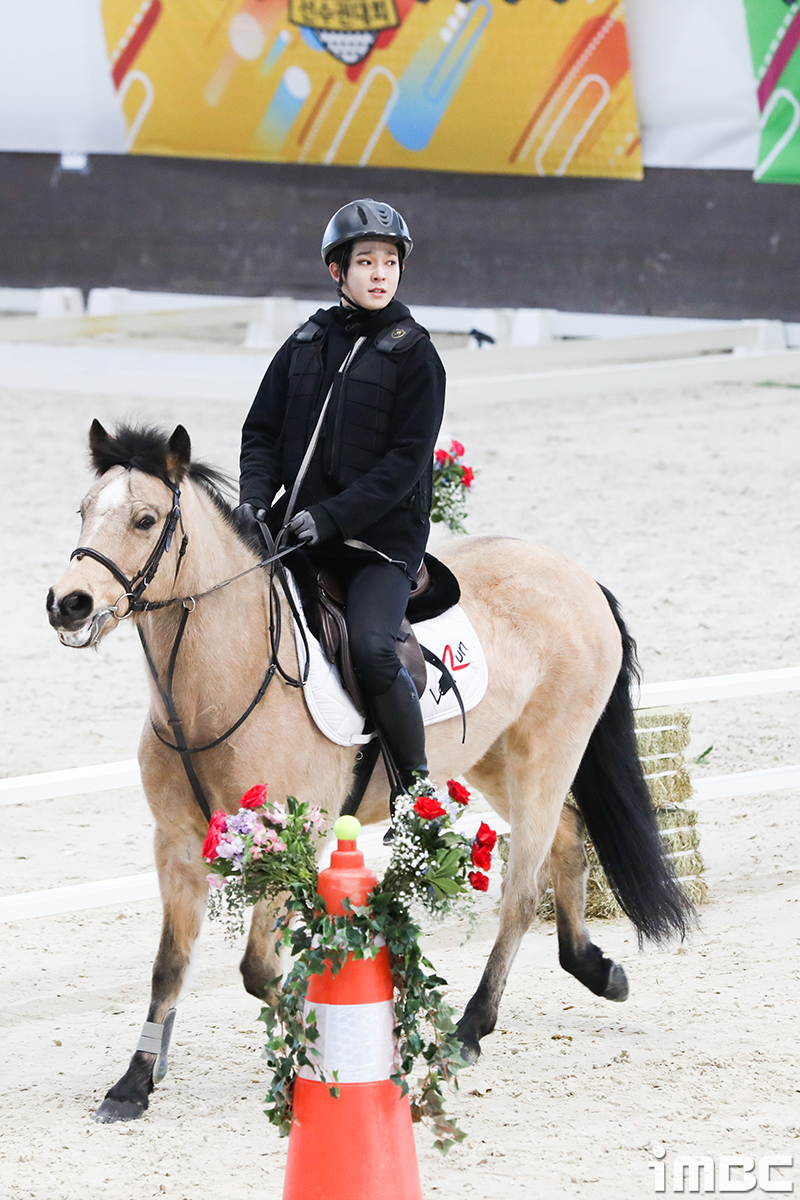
[570,586,695,944]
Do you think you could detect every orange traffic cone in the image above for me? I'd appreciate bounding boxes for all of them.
[282,816,424,1200]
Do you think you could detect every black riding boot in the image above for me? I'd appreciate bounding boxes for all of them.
[370,667,429,840]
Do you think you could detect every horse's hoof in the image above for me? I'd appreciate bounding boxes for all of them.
[456,1029,482,1066]
[603,963,629,1002]
[93,1097,147,1124]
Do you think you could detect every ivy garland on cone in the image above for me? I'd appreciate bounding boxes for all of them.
[203,779,497,1153]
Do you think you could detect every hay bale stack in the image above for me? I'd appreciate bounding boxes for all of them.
[636,707,693,806]
[534,707,708,920]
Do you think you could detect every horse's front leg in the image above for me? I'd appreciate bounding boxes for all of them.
[240,896,288,1002]
[94,832,207,1123]
[550,804,628,1001]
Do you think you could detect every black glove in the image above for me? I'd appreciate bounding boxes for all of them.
[285,509,320,546]
[233,502,267,540]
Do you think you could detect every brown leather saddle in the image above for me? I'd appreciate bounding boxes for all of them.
[316,563,430,716]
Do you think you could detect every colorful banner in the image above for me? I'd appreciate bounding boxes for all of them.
[743,0,800,182]
[100,0,643,178]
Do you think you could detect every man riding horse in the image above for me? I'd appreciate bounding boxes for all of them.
[235,200,446,815]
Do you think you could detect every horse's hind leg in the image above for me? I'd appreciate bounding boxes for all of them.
[550,804,628,1002]
[94,832,207,1123]
[458,717,575,1063]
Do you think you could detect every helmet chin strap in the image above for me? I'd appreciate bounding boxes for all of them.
[337,279,370,314]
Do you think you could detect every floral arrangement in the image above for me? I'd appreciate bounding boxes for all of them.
[431,439,474,536]
[381,779,498,912]
[203,785,324,936]
[203,777,498,1152]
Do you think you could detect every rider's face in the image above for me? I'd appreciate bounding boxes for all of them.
[329,239,401,310]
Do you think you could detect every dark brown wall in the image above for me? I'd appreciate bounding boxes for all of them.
[0,152,798,319]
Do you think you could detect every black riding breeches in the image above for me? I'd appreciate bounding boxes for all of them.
[315,558,412,696]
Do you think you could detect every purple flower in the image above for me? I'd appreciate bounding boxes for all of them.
[216,835,245,860]
[228,809,257,836]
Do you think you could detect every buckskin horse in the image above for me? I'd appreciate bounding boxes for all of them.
[46,421,691,1123]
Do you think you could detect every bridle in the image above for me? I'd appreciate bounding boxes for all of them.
[71,483,187,621]
[70,482,308,822]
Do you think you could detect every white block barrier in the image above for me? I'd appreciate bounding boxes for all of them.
[0,872,159,923]
[0,759,140,807]
[442,321,787,379]
[86,287,259,316]
[36,287,84,318]
[0,287,42,314]
[0,291,799,348]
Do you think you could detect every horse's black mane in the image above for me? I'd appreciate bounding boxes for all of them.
[91,422,236,521]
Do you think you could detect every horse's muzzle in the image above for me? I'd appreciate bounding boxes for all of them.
[47,587,114,647]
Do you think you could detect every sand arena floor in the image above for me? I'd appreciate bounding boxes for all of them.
[1,347,799,1199]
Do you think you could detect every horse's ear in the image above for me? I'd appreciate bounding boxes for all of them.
[165,425,191,480]
[89,419,114,476]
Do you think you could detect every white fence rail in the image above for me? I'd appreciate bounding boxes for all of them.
[0,873,160,923]
[2,666,799,922]
[0,759,140,807]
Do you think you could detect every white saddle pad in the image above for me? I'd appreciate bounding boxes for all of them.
[288,576,488,747]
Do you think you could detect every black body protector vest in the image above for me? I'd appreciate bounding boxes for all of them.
[282,315,433,511]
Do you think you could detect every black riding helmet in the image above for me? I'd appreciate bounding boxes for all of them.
[321,199,413,265]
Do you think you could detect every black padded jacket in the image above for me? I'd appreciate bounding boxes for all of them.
[239,300,446,574]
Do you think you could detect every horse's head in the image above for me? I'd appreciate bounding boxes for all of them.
[47,420,192,648]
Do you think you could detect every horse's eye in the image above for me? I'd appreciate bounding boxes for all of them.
[136,515,157,531]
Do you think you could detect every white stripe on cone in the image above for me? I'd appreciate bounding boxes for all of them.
[298,1000,397,1083]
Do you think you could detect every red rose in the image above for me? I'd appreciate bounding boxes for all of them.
[468,871,489,892]
[434,448,452,466]
[450,439,465,458]
[475,821,497,852]
[202,809,228,861]
[447,779,470,805]
[471,843,492,871]
[414,795,447,820]
[240,784,268,810]
[461,465,474,488]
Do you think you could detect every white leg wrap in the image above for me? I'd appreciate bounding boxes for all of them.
[136,1021,165,1055]
[135,1008,176,1085]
